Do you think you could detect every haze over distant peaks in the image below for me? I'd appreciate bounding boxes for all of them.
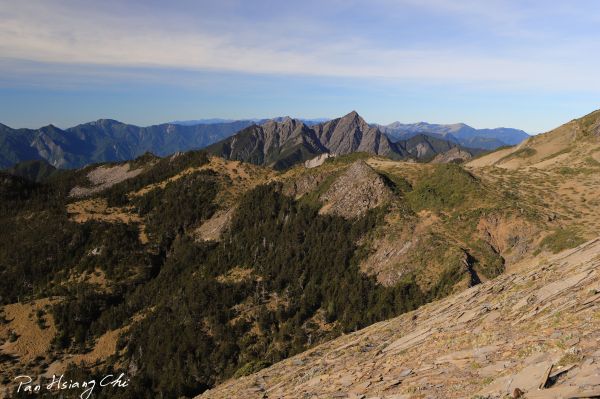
[377,121,530,150]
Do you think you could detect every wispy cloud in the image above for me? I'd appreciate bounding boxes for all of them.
[1,0,599,132]
[1,0,600,91]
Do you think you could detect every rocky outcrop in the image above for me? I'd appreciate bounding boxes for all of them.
[431,146,473,164]
[304,153,332,168]
[198,237,600,399]
[207,112,411,170]
[319,160,392,218]
[194,208,234,242]
[282,173,327,199]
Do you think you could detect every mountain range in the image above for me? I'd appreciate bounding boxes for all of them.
[0,108,599,399]
[0,113,528,170]
[205,111,488,169]
[0,119,256,169]
[377,121,530,150]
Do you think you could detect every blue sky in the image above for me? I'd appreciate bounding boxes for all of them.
[0,0,599,133]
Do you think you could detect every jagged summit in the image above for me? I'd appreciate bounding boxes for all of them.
[206,111,436,169]
[313,111,400,157]
[0,112,502,170]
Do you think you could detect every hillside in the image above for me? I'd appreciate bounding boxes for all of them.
[468,109,600,170]
[466,109,600,244]
[193,109,600,399]
[199,237,600,399]
[0,148,553,398]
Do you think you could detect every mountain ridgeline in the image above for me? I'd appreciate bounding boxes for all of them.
[205,112,486,169]
[377,121,530,150]
[0,119,257,169]
[0,112,528,171]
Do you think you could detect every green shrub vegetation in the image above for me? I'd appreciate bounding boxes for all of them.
[406,164,482,211]
[540,227,586,254]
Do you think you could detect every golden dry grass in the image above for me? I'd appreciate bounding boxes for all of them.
[0,298,59,363]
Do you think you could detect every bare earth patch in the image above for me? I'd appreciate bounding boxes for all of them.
[69,163,143,197]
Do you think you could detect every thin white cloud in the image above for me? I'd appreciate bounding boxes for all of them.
[1,0,600,91]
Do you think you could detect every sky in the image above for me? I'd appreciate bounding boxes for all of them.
[0,1,599,133]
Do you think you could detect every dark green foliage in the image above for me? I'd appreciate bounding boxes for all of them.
[52,286,121,349]
[133,169,219,244]
[106,185,452,397]
[104,150,210,206]
[5,159,58,182]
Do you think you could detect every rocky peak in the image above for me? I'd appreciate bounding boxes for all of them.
[319,160,392,218]
[261,118,310,149]
[314,111,397,158]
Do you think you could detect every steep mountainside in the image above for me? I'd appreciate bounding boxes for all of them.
[312,111,404,158]
[0,147,556,398]
[1,110,597,398]
[207,112,480,169]
[199,237,600,399]
[204,117,328,170]
[192,110,600,399]
[379,121,529,150]
[0,119,256,169]
[468,109,600,170]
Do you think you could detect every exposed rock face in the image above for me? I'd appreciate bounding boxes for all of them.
[431,146,473,163]
[282,173,327,199]
[303,153,332,168]
[69,163,144,197]
[477,213,537,264]
[319,160,392,218]
[198,237,600,399]
[208,112,415,170]
[313,111,404,158]
[194,208,234,242]
[206,118,327,170]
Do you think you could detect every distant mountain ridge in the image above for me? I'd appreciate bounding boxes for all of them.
[170,117,329,126]
[0,114,524,169]
[205,111,485,169]
[0,119,256,169]
[377,121,529,150]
